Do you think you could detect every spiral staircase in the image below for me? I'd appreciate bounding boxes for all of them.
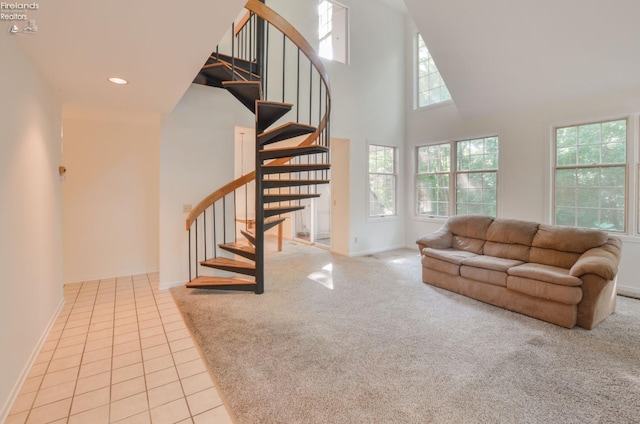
[184,0,331,294]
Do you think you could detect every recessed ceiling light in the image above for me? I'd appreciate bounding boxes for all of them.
[108,77,129,85]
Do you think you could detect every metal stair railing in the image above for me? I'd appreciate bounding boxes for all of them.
[185,0,331,292]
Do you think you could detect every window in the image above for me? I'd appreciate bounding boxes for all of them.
[416,144,450,217]
[318,0,349,64]
[456,137,499,216]
[417,34,451,107]
[369,144,397,217]
[416,137,499,218]
[554,119,627,231]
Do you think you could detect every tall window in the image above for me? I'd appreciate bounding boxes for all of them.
[318,0,349,64]
[456,137,499,216]
[417,34,451,108]
[416,137,499,217]
[369,144,397,217]
[416,144,450,217]
[554,119,627,231]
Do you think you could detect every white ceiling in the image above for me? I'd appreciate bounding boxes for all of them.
[18,0,246,118]
[404,0,640,116]
[17,0,640,119]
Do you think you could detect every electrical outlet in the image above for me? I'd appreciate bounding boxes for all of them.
[182,204,192,213]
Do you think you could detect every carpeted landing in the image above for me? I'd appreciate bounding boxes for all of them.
[171,242,640,424]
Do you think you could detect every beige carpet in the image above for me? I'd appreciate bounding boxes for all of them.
[171,241,640,423]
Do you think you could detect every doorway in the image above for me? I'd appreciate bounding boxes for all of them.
[292,137,349,253]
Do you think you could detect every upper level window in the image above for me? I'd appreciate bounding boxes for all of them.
[417,34,451,108]
[416,137,499,218]
[369,144,397,217]
[554,119,627,232]
[318,0,349,64]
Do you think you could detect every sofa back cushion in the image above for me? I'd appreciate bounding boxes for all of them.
[448,215,494,254]
[484,219,539,262]
[530,225,609,268]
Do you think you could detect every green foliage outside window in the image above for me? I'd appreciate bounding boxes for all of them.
[369,145,396,217]
[416,137,498,218]
[554,119,626,231]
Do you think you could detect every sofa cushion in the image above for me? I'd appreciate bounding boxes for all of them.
[569,237,622,280]
[460,265,507,287]
[532,225,608,253]
[483,219,538,262]
[507,263,582,287]
[422,247,477,265]
[452,235,485,254]
[416,225,453,250]
[422,255,461,276]
[507,276,583,305]
[461,255,523,272]
[447,215,494,239]
[529,248,582,269]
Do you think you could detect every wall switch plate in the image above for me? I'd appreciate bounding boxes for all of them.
[182,204,192,213]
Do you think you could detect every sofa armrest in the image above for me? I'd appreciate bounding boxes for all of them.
[416,225,453,253]
[570,236,622,281]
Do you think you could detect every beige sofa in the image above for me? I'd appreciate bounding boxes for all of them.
[416,215,622,329]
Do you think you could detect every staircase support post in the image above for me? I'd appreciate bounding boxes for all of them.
[254,1,266,294]
[254,123,265,294]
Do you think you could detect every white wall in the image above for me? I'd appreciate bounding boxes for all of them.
[0,37,63,419]
[403,18,640,296]
[269,0,407,255]
[61,114,161,283]
[159,84,253,288]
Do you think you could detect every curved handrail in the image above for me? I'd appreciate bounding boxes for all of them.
[247,0,332,148]
[185,171,255,230]
[186,0,331,231]
[247,0,331,96]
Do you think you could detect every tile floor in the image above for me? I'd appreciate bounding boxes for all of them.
[5,273,235,424]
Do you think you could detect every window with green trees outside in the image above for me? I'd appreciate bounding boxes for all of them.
[554,119,627,231]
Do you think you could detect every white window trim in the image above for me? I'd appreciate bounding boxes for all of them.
[550,116,630,234]
[415,32,452,110]
[318,0,350,65]
[414,134,501,220]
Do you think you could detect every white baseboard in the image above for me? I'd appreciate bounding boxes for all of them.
[63,268,159,285]
[618,284,640,299]
[348,244,408,257]
[159,280,188,291]
[0,298,65,423]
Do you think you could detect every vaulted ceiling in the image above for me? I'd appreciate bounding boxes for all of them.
[16,0,640,118]
[405,0,640,116]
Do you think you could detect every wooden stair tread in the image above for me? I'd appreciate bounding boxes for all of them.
[199,63,248,85]
[186,276,256,289]
[201,257,254,268]
[260,144,329,160]
[206,53,257,74]
[257,122,316,146]
[200,257,256,276]
[219,243,255,253]
[222,81,263,113]
[263,193,321,203]
[262,163,331,174]
[263,179,330,188]
[264,205,305,218]
[219,243,256,260]
[203,55,261,81]
[257,101,293,133]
